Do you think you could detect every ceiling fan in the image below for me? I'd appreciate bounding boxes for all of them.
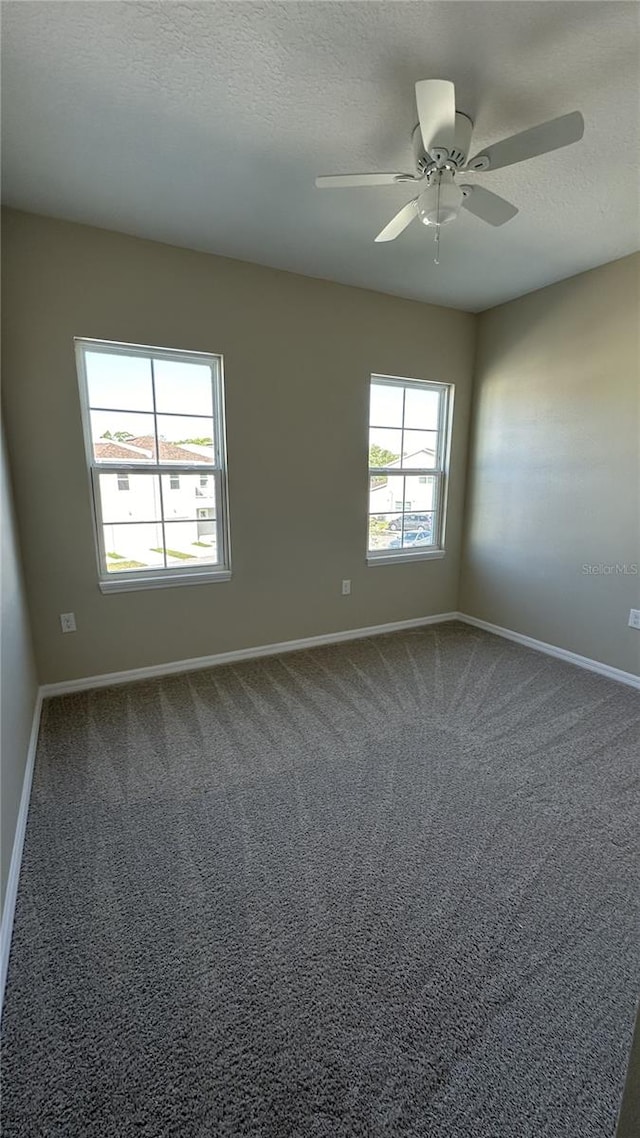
[315,80,584,258]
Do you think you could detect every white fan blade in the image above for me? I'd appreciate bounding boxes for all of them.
[415,79,456,155]
[467,111,584,172]
[460,185,518,226]
[374,199,419,242]
[315,173,415,188]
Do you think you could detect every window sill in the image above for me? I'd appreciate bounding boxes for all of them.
[367,549,446,567]
[99,569,232,594]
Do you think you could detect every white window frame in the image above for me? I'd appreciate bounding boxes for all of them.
[75,338,232,593]
[367,374,453,566]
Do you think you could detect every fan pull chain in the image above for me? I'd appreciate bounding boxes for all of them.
[434,173,442,265]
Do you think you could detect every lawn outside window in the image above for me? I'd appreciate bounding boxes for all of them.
[75,338,231,592]
[367,374,453,564]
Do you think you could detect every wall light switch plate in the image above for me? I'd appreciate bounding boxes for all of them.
[628,609,640,630]
[60,612,76,633]
[341,579,351,596]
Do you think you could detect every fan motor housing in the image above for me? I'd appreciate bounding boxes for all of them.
[412,112,473,171]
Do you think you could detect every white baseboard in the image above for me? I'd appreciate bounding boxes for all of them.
[40,612,460,697]
[39,610,640,697]
[458,613,640,690]
[0,690,43,1022]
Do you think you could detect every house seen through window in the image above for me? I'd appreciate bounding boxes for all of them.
[368,375,452,559]
[75,339,230,589]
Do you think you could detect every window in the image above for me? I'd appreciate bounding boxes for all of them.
[76,339,230,592]
[367,375,452,561]
[196,473,210,498]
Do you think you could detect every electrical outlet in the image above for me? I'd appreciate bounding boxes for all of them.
[628,609,640,630]
[60,612,76,634]
[341,579,351,596]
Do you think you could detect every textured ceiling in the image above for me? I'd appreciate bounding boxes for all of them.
[2,1,639,311]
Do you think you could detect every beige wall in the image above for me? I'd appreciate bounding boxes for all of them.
[461,253,640,676]
[1,427,38,912]
[1,209,476,684]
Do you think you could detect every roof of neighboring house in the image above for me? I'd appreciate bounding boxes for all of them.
[94,436,213,463]
[180,443,215,460]
[388,447,435,467]
[94,440,149,460]
[127,436,213,463]
[370,447,436,494]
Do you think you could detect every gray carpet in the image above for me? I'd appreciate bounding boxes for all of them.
[1,621,639,1137]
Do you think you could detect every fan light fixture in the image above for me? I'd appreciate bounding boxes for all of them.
[417,173,463,227]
